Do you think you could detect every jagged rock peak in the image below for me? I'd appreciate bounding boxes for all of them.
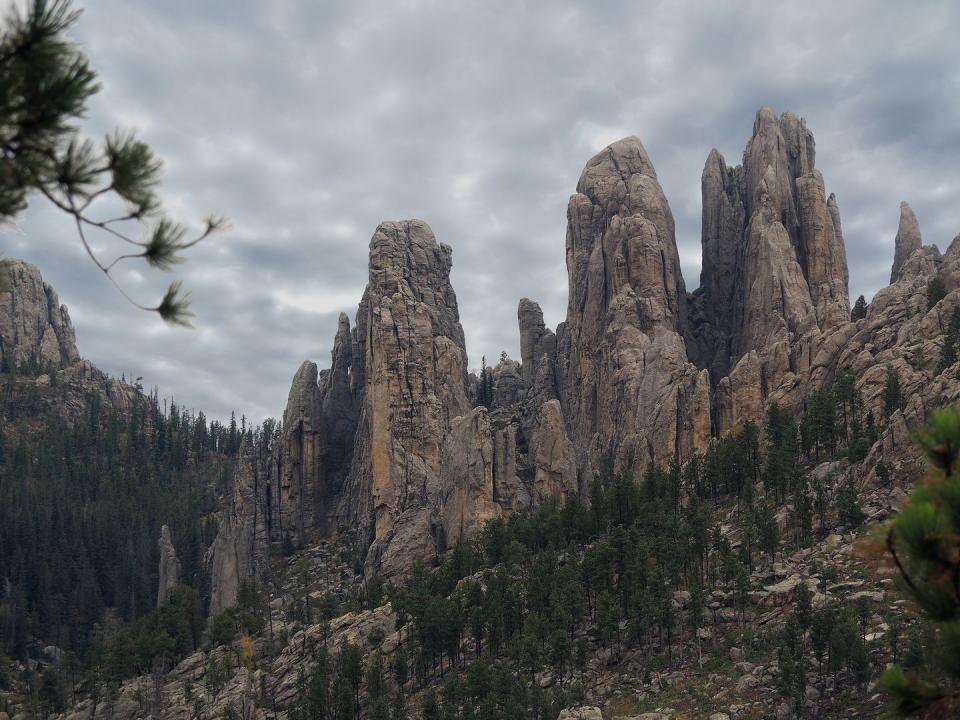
[567,135,687,334]
[694,108,849,390]
[156,525,182,608]
[891,201,922,282]
[342,219,473,577]
[0,259,79,371]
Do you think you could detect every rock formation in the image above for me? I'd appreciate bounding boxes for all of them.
[518,298,556,393]
[274,220,582,577]
[557,136,710,477]
[253,107,952,589]
[156,525,182,607]
[208,443,270,614]
[0,259,79,371]
[690,108,850,433]
[276,309,359,547]
[891,201,922,282]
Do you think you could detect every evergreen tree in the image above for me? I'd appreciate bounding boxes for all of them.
[850,294,868,321]
[939,305,960,373]
[881,407,960,715]
[927,276,947,310]
[0,0,224,317]
[883,365,902,418]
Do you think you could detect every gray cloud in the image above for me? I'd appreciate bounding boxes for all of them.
[4,0,959,423]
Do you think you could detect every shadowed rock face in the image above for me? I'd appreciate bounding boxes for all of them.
[0,259,79,371]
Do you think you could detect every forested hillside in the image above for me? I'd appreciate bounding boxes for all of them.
[0,371,255,691]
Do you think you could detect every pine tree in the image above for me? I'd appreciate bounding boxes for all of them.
[883,365,902,418]
[851,294,868,321]
[927,276,947,310]
[0,0,225,317]
[881,407,960,715]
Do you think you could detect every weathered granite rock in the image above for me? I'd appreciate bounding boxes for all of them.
[891,201,922,283]
[692,108,849,430]
[532,399,577,499]
[558,136,710,476]
[156,525,182,608]
[492,418,527,510]
[208,444,269,614]
[492,357,524,408]
[343,220,472,576]
[557,708,603,720]
[440,407,500,546]
[0,259,79,371]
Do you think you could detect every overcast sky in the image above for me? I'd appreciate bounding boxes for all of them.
[3,0,959,423]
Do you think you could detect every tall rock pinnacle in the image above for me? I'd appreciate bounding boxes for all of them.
[345,220,472,575]
[558,136,710,477]
[891,201,922,282]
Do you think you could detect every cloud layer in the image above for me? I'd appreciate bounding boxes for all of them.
[4,0,959,423]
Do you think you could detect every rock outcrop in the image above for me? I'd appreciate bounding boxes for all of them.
[518,298,557,393]
[156,525,182,607]
[0,259,79,371]
[344,220,473,576]
[274,221,513,576]
[891,201,922,282]
[440,407,500,546]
